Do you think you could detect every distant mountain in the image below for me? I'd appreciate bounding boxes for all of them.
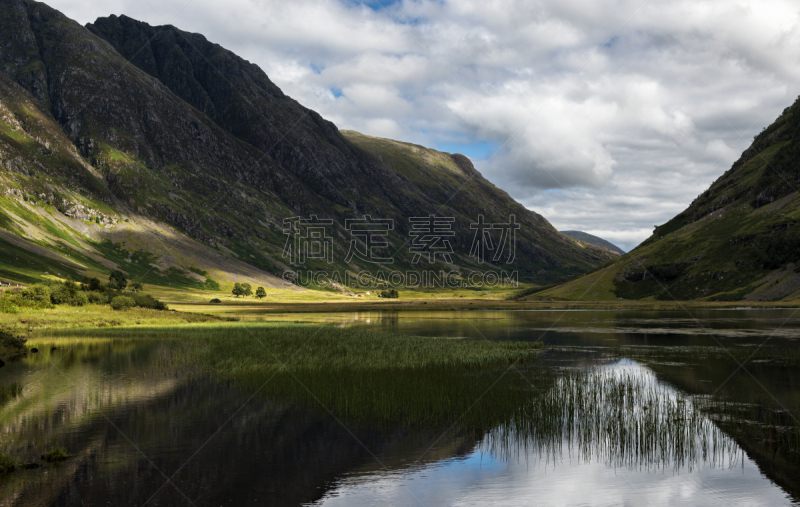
[0,1,616,289]
[536,96,800,302]
[560,231,625,255]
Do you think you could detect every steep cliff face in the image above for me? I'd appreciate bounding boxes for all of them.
[0,0,615,288]
[86,14,411,211]
[537,96,800,302]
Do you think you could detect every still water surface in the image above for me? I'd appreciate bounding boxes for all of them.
[1,309,798,506]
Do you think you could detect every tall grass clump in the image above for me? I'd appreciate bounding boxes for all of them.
[41,445,69,462]
[487,365,742,471]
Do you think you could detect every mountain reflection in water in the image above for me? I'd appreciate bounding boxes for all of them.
[1,309,798,506]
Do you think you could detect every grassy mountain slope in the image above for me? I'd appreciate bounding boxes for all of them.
[342,131,618,281]
[535,96,800,302]
[0,0,615,290]
[560,231,625,255]
[0,68,286,289]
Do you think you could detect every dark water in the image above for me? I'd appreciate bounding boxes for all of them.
[1,309,799,506]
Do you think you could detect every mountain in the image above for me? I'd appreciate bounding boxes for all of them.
[560,231,624,255]
[535,96,800,302]
[0,1,615,290]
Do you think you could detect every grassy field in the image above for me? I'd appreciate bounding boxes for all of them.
[143,284,519,303]
[3,291,800,338]
[168,297,800,317]
[0,304,224,336]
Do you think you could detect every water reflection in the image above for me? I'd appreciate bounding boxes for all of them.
[0,309,798,506]
[315,362,794,507]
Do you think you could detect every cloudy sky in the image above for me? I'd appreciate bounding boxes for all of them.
[50,0,800,251]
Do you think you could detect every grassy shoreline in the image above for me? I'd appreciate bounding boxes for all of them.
[0,304,227,336]
[169,298,800,315]
[2,297,799,337]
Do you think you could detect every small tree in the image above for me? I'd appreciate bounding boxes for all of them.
[108,270,128,290]
[130,280,144,292]
[255,287,266,299]
[241,283,253,297]
[232,282,244,297]
[82,277,103,291]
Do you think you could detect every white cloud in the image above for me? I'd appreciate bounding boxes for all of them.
[47,0,800,251]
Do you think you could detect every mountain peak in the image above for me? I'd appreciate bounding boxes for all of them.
[0,2,617,289]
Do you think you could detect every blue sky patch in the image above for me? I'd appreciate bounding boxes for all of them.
[343,0,403,12]
[437,140,499,160]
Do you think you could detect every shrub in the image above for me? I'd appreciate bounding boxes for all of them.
[50,279,80,305]
[49,286,69,305]
[210,298,222,304]
[70,291,89,307]
[110,296,135,311]
[131,293,167,311]
[50,284,88,306]
[1,284,55,310]
[0,299,20,314]
[86,291,108,304]
[20,284,50,304]
[380,289,399,298]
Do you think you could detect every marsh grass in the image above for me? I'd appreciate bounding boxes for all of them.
[489,366,742,471]
[41,445,68,462]
[543,344,800,487]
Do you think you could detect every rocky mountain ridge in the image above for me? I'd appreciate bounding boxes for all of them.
[0,0,616,290]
